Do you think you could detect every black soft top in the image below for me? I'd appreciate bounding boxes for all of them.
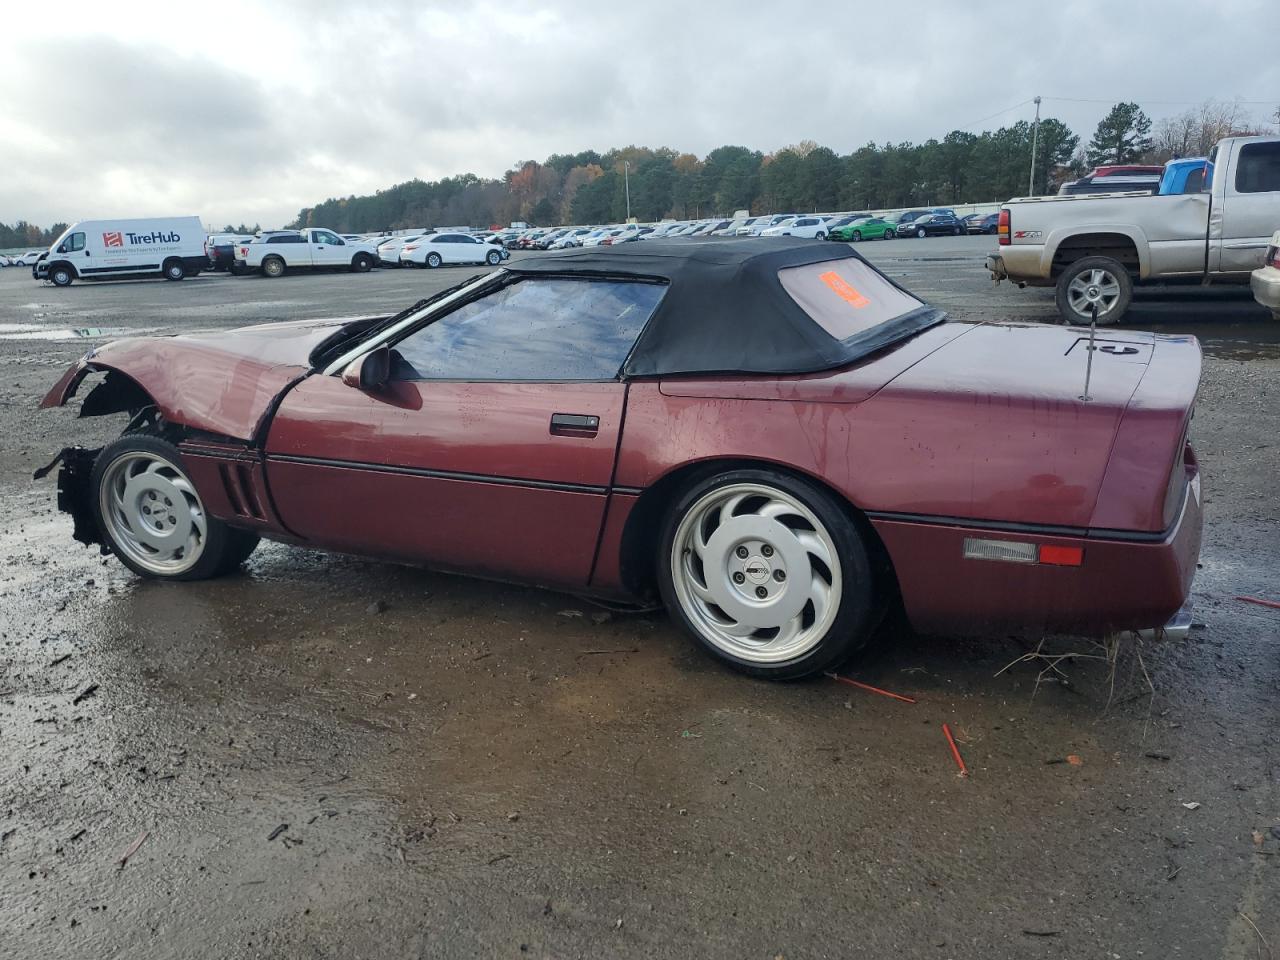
[504,237,945,377]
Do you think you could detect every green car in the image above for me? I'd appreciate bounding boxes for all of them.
[828,217,895,242]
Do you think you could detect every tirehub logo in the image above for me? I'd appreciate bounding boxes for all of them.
[102,230,181,247]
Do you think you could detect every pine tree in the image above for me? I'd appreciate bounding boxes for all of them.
[1086,102,1154,166]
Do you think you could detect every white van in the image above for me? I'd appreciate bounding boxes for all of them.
[35,216,207,286]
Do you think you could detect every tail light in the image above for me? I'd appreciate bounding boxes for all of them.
[403,245,418,252]
[997,209,1010,246]
[1267,242,1280,269]
[239,246,248,257]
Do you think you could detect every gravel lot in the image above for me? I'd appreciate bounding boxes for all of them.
[1,237,1277,959]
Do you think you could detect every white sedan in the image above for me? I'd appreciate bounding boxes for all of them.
[400,232,505,268]
[761,215,830,239]
[377,236,422,265]
[1251,230,1280,320]
[13,250,46,266]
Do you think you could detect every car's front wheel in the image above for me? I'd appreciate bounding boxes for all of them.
[916,228,926,238]
[91,434,259,581]
[486,249,501,265]
[851,230,862,242]
[659,469,878,679]
[49,264,74,286]
[815,231,826,241]
[351,253,374,272]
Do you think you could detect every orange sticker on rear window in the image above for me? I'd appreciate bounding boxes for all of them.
[819,270,870,308]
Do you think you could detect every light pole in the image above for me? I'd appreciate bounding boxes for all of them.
[1028,95,1042,196]
[624,160,631,222]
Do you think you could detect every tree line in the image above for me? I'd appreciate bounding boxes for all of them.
[0,221,69,250]
[288,99,1274,231]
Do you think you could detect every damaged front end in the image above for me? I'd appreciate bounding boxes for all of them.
[33,446,103,550]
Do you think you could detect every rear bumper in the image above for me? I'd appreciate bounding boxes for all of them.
[1251,266,1280,312]
[873,467,1202,637]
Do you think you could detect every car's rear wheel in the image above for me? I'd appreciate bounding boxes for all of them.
[262,256,285,278]
[486,249,501,265]
[1055,256,1133,325]
[163,259,186,281]
[883,229,893,240]
[91,434,259,581]
[426,252,442,268]
[659,469,877,679]
[351,253,374,272]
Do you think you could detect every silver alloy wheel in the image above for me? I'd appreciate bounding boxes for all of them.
[670,482,843,664]
[1066,266,1121,319]
[263,258,284,278]
[427,252,442,268]
[98,451,208,575]
[165,261,185,280]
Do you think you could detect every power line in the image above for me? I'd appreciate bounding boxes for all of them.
[1043,96,1278,106]
[958,99,1034,131]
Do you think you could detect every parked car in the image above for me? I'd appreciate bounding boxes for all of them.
[823,214,871,232]
[206,234,257,271]
[828,217,895,242]
[13,250,46,266]
[897,213,965,238]
[989,135,1280,323]
[548,228,593,248]
[965,213,1000,235]
[33,218,208,286]
[237,229,379,278]
[582,229,624,247]
[1158,158,1211,195]
[37,238,1204,681]
[399,232,506,268]
[1058,169,1162,196]
[376,236,424,266]
[1251,230,1280,319]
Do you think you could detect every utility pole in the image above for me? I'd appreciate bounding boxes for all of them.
[1028,95,1042,196]
[624,160,631,221]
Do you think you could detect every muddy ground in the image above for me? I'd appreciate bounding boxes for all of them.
[1,239,1277,959]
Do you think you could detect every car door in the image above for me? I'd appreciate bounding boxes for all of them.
[263,275,668,588]
[309,229,348,266]
[1216,140,1280,274]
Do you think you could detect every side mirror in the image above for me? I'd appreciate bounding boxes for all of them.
[341,346,391,391]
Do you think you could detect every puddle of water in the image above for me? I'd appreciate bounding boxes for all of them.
[1156,320,1280,361]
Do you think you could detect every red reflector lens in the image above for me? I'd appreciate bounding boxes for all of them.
[997,209,1010,246]
[1039,544,1084,567]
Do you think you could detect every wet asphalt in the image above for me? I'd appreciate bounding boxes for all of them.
[0,237,1277,959]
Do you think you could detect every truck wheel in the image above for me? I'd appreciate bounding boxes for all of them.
[163,259,185,281]
[1055,256,1133,325]
[262,257,285,278]
[351,253,374,272]
[49,264,75,287]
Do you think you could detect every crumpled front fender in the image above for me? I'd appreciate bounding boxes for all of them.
[40,356,95,409]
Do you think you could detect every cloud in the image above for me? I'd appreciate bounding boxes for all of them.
[0,0,1276,229]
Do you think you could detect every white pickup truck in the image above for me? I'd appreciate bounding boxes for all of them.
[987,136,1280,323]
[236,228,379,278]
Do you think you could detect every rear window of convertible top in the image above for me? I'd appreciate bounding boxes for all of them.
[777,258,924,341]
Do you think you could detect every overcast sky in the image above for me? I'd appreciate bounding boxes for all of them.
[2,0,1277,229]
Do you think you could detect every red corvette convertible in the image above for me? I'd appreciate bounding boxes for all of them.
[38,239,1203,679]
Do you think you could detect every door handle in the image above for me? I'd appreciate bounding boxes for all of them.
[550,413,599,437]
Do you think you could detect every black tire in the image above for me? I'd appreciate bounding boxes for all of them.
[851,230,862,242]
[351,253,374,272]
[883,229,893,240]
[952,227,961,236]
[425,252,442,268]
[915,228,926,239]
[1054,255,1133,325]
[261,256,286,278]
[815,231,826,241]
[49,264,75,287]
[486,249,501,265]
[90,434,259,582]
[163,259,185,281]
[658,467,879,680]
